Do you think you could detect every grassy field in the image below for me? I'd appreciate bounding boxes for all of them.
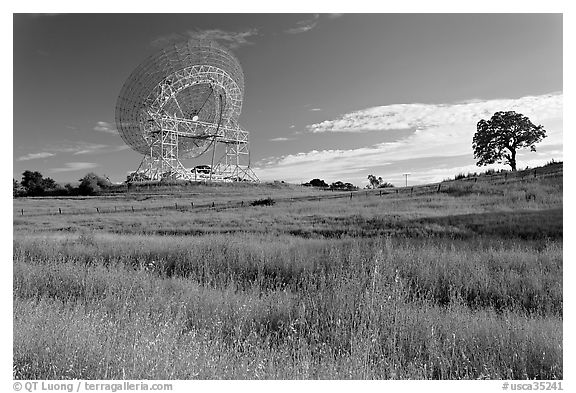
[13,165,563,379]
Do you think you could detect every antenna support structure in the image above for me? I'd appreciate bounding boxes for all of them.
[115,40,258,182]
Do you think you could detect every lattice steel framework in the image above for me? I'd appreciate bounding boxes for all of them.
[115,39,258,182]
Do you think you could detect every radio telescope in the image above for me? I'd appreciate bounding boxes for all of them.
[115,39,258,182]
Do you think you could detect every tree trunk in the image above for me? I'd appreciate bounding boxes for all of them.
[509,149,517,171]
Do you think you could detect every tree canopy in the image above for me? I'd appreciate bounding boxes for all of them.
[473,111,546,171]
[367,175,394,189]
[78,173,112,195]
[305,178,329,188]
[20,170,59,196]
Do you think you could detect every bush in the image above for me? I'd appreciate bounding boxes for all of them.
[13,179,27,197]
[330,181,358,191]
[251,197,275,206]
[78,173,112,196]
[304,179,329,188]
[377,182,395,188]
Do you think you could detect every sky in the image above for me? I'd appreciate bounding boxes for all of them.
[13,13,563,187]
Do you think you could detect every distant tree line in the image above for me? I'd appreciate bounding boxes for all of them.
[303,179,358,191]
[13,170,112,197]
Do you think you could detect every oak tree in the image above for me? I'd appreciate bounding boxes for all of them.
[473,111,546,171]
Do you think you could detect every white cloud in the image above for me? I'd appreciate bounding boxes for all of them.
[309,108,322,112]
[269,137,294,142]
[307,93,562,133]
[74,145,131,155]
[50,162,99,173]
[152,29,259,49]
[188,29,258,48]
[42,141,131,156]
[94,121,118,134]
[256,93,563,185]
[284,14,342,35]
[17,152,55,161]
[72,143,109,155]
[285,14,320,34]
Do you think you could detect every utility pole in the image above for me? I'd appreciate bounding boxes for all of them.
[403,173,410,187]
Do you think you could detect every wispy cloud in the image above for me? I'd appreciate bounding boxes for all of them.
[308,93,562,133]
[309,108,322,112]
[17,152,55,161]
[73,145,130,155]
[50,162,99,173]
[256,93,563,185]
[285,14,320,34]
[269,137,295,142]
[94,121,118,135]
[152,29,259,49]
[285,14,342,34]
[42,141,130,156]
[73,144,109,155]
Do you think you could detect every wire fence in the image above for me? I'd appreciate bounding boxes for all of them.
[14,165,562,218]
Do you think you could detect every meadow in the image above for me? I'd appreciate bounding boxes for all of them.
[13,165,563,379]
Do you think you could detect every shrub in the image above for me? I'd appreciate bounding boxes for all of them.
[251,197,275,206]
[78,173,112,196]
[377,182,395,188]
[305,179,329,188]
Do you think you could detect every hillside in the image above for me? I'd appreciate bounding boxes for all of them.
[13,162,563,240]
[13,162,563,379]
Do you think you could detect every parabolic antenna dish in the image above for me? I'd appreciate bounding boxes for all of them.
[115,39,244,158]
[114,39,257,182]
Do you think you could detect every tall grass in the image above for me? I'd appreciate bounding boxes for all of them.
[14,233,562,379]
[13,168,562,379]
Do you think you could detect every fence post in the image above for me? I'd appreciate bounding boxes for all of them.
[21,209,24,216]
[437,184,441,193]
[411,187,414,195]
[474,177,477,183]
[534,169,537,178]
[379,190,382,197]
[191,202,194,208]
[96,207,99,213]
[241,201,244,207]
[212,202,215,208]
[175,202,178,209]
[350,193,352,200]
[59,208,61,214]
[132,206,134,213]
[396,189,398,194]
